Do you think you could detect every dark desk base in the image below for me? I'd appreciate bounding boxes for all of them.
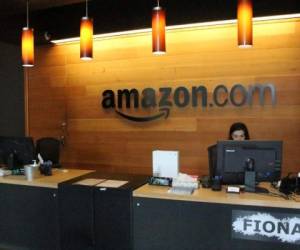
[59,185,132,250]
[0,184,59,250]
[59,172,148,250]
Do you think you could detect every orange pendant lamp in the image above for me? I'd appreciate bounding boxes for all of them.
[80,0,93,60]
[237,0,253,48]
[22,0,34,67]
[152,0,166,55]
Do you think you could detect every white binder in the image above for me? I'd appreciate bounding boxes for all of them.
[152,150,179,178]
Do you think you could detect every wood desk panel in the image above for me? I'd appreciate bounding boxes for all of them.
[133,184,300,209]
[0,169,94,188]
[27,19,300,177]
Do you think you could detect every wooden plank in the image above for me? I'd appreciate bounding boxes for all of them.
[67,118,197,132]
[26,18,300,176]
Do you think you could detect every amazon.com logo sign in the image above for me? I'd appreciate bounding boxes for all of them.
[101,83,276,122]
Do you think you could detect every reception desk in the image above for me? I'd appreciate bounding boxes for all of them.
[0,169,148,250]
[0,169,94,250]
[133,184,300,250]
[1,171,299,250]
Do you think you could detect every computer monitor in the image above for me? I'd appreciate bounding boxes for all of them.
[208,140,282,185]
[0,136,35,169]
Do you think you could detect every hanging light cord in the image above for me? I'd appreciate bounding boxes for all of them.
[26,0,29,28]
[157,0,160,7]
[86,0,88,17]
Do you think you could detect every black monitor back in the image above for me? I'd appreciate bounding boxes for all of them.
[208,140,282,185]
[0,136,35,168]
[36,137,61,167]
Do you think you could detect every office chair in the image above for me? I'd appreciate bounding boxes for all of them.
[36,137,61,168]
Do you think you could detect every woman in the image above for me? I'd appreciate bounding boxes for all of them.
[228,122,250,141]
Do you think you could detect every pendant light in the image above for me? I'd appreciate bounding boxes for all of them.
[237,0,253,48]
[152,0,166,55]
[80,0,93,60]
[22,0,34,67]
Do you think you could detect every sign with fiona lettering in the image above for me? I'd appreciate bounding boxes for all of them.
[232,210,300,245]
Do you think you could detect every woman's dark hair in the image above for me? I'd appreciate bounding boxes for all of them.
[228,122,250,140]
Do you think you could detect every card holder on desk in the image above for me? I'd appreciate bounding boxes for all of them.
[168,186,194,195]
[149,177,172,186]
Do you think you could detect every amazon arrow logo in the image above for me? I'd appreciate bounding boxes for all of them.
[115,108,169,122]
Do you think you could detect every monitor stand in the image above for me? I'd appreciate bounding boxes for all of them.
[244,171,270,193]
[244,171,256,192]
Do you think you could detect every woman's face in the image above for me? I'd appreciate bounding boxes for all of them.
[231,130,246,141]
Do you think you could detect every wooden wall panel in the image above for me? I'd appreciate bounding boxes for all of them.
[27,18,300,177]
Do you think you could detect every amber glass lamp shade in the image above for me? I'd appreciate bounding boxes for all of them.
[22,27,34,67]
[237,0,253,48]
[152,6,166,55]
[80,17,93,60]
